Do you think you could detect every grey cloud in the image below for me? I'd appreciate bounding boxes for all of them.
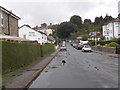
[3,1,118,27]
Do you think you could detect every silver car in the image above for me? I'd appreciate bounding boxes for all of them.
[82,45,92,52]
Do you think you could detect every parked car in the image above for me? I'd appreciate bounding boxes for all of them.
[60,43,67,51]
[70,42,74,46]
[76,44,83,50]
[73,43,77,48]
[82,45,92,52]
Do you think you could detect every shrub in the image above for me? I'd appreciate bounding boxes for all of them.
[108,42,118,47]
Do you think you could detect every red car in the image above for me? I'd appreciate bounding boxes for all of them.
[75,44,83,50]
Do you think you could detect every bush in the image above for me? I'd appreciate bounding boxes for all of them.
[2,41,55,74]
[88,40,119,46]
[108,42,118,47]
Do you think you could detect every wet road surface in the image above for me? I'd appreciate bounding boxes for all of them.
[29,43,118,88]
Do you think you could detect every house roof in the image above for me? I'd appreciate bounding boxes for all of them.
[34,27,52,30]
[103,17,120,25]
[0,6,21,20]
[111,17,120,22]
[47,36,55,41]
[19,25,47,36]
[89,33,101,38]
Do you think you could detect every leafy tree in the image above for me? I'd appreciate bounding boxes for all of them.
[70,15,82,28]
[94,16,103,25]
[103,14,113,23]
[56,22,77,39]
[84,19,91,24]
[99,35,105,41]
[81,35,88,41]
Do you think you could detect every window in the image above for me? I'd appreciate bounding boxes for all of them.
[23,35,26,39]
[1,13,3,27]
[115,22,118,25]
[104,31,106,34]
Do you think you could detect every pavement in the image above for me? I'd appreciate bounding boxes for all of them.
[2,49,60,89]
[92,49,119,58]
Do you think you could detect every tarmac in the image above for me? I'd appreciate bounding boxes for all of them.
[2,47,119,89]
[2,49,60,89]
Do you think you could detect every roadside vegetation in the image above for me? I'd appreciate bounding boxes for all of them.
[2,41,55,75]
[50,14,114,40]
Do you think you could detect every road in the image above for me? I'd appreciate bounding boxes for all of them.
[29,43,118,88]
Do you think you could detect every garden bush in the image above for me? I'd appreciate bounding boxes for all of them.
[108,42,118,47]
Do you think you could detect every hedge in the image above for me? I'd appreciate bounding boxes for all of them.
[88,40,118,46]
[41,43,55,57]
[2,41,55,74]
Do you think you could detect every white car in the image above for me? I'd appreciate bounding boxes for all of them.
[82,45,92,52]
[60,46,67,51]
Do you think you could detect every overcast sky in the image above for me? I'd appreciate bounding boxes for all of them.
[0,0,119,27]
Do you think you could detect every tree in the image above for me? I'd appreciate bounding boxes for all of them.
[103,14,113,23]
[56,22,77,39]
[94,16,103,25]
[99,35,105,41]
[84,19,91,24]
[82,35,88,41]
[70,15,82,28]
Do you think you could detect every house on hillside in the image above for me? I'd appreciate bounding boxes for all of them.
[0,6,20,36]
[19,25,47,45]
[102,17,120,40]
[88,32,101,41]
[34,24,53,35]
[35,27,53,36]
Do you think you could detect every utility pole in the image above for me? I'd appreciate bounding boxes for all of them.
[95,31,97,50]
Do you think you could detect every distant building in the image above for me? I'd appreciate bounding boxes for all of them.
[88,32,101,41]
[34,25,53,35]
[102,17,120,40]
[19,25,47,45]
[0,6,20,36]
[118,1,120,15]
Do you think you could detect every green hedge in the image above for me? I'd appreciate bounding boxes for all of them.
[2,41,55,74]
[88,40,118,46]
[41,43,55,57]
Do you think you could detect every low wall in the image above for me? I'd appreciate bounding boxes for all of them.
[92,46,117,54]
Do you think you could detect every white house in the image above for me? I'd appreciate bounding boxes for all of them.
[102,17,120,40]
[88,32,101,41]
[38,29,53,36]
[35,27,53,36]
[19,25,47,45]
